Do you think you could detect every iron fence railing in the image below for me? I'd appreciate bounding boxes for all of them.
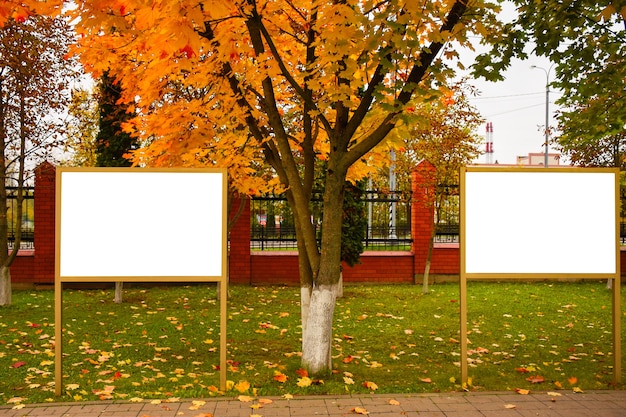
[7,186,34,249]
[251,190,412,251]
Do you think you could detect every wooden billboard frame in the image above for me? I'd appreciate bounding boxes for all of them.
[459,166,621,384]
[54,167,228,396]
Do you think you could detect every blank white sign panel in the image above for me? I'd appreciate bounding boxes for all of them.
[464,169,617,275]
[59,169,225,278]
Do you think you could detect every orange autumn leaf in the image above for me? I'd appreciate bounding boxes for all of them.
[362,381,378,391]
[295,368,308,377]
[273,371,288,383]
[351,406,369,415]
[526,375,545,384]
[420,377,432,383]
[568,376,578,385]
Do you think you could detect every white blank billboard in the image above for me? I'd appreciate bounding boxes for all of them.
[57,168,226,280]
[462,167,619,276]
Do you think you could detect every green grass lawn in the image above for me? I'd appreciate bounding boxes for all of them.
[0,282,623,405]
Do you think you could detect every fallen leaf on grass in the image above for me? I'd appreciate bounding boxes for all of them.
[11,361,26,368]
[234,380,250,393]
[525,375,545,384]
[273,371,288,383]
[297,377,312,387]
[363,381,378,391]
[420,378,432,383]
[7,397,26,404]
[568,376,578,385]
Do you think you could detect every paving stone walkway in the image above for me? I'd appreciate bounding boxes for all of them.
[0,390,625,417]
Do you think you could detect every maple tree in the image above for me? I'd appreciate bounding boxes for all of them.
[0,14,78,306]
[65,0,501,374]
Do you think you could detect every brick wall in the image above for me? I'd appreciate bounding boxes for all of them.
[10,162,56,284]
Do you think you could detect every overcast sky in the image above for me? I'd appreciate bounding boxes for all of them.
[461,2,564,166]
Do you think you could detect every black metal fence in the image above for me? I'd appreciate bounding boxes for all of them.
[251,190,412,250]
[7,186,34,249]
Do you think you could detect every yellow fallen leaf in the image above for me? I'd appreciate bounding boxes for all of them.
[504,404,516,409]
[7,397,26,404]
[282,394,293,400]
[573,387,584,393]
[188,400,206,410]
[258,398,273,404]
[344,377,355,385]
[234,380,250,393]
[515,388,530,395]
[388,399,400,406]
[297,376,312,387]
[547,392,562,397]
[238,395,254,402]
[351,406,369,414]
[12,404,25,410]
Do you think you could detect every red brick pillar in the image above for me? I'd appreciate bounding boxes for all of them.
[228,196,251,284]
[34,162,56,284]
[411,160,435,278]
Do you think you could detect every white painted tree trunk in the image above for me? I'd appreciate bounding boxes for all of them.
[301,283,337,374]
[114,282,123,303]
[336,271,343,298]
[0,266,11,306]
[300,286,311,351]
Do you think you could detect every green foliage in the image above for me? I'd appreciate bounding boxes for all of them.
[95,72,138,167]
[341,180,367,267]
[472,1,626,167]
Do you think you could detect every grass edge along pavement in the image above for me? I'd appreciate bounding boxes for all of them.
[1,391,626,417]
[0,282,624,406]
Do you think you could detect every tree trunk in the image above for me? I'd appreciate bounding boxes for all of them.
[0,266,10,306]
[300,169,345,374]
[114,281,123,303]
[301,283,338,374]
